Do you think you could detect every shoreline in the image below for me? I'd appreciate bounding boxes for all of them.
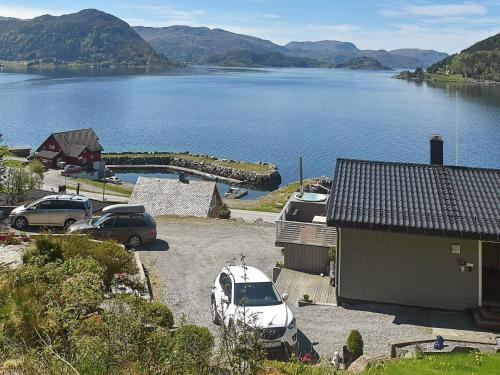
[103,151,282,189]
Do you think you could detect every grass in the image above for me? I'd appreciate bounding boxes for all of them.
[425,73,467,83]
[74,177,133,196]
[4,159,24,168]
[226,179,315,213]
[103,152,274,173]
[363,352,500,375]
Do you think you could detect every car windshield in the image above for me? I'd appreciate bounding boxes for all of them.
[234,282,282,307]
[93,214,111,227]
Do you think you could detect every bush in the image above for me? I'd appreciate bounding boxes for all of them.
[60,235,137,285]
[329,245,336,263]
[347,329,364,357]
[23,234,62,263]
[145,300,174,329]
[219,203,231,219]
[303,294,310,302]
[173,324,214,374]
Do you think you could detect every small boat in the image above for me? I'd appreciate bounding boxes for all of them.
[224,187,248,199]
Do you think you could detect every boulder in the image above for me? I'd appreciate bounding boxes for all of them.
[348,355,371,373]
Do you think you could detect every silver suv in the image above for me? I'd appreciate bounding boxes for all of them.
[9,195,92,230]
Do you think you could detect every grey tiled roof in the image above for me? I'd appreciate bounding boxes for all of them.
[41,128,103,157]
[33,150,60,159]
[327,159,500,240]
[129,176,218,218]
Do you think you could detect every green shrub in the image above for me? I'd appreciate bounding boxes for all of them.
[347,329,364,357]
[303,294,310,301]
[60,235,137,285]
[329,245,336,263]
[145,300,174,329]
[219,203,231,219]
[174,324,214,374]
[23,234,62,263]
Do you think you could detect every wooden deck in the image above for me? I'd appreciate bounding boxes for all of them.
[275,268,337,307]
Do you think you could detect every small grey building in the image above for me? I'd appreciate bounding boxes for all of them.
[129,176,223,218]
[327,154,500,314]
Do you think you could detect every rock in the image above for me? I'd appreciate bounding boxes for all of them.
[348,355,371,373]
[395,347,409,358]
[103,154,282,187]
[404,351,415,358]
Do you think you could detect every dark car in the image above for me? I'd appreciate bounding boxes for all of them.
[68,204,156,247]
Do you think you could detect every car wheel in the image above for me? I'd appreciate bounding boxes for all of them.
[211,298,221,325]
[128,235,142,248]
[64,218,76,230]
[14,216,28,230]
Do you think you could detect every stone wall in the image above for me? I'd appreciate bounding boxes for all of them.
[102,153,282,187]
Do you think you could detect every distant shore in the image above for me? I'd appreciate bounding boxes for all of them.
[394,70,500,84]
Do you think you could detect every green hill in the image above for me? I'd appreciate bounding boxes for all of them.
[198,49,324,68]
[335,56,390,70]
[0,9,174,67]
[135,25,447,69]
[427,33,500,82]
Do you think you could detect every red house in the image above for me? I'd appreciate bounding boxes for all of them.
[32,128,103,168]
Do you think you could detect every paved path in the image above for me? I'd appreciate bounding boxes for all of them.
[230,209,278,223]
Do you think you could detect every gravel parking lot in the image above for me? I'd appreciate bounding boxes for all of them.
[139,217,491,359]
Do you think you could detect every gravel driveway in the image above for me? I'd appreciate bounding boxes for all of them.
[138,217,490,359]
[138,217,281,329]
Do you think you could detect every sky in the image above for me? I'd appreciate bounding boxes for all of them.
[1,1,499,53]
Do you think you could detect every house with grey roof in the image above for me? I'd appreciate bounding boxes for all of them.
[31,128,103,168]
[276,136,500,327]
[129,176,223,218]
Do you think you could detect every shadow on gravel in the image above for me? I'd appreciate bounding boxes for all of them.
[138,239,170,252]
[344,303,477,332]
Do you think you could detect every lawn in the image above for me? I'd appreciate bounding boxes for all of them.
[4,159,24,168]
[103,152,274,173]
[226,179,315,212]
[363,352,500,375]
[425,73,467,82]
[74,177,133,196]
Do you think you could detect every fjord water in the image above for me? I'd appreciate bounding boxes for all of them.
[1,67,499,188]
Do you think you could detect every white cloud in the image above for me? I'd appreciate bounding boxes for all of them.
[0,5,65,19]
[253,12,280,19]
[407,2,487,17]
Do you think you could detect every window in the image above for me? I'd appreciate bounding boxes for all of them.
[127,217,148,228]
[219,273,232,301]
[49,144,55,150]
[101,217,116,229]
[113,218,131,228]
[37,200,55,210]
[234,282,282,307]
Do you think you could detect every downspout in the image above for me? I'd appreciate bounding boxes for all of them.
[299,156,304,198]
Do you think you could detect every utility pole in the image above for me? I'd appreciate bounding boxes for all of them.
[102,180,106,201]
[455,87,459,166]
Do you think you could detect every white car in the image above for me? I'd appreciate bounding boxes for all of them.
[105,176,122,184]
[211,265,297,352]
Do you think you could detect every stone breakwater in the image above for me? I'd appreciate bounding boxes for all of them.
[102,152,282,187]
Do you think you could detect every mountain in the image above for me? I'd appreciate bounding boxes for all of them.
[0,9,173,67]
[335,56,390,70]
[389,49,448,67]
[199,49,324,68]
[135,26,447,69]
[286,41,446,68]
[427,33,500,81]
[134,25,286,63]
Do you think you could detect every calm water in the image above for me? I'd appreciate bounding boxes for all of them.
[1,67,499,193]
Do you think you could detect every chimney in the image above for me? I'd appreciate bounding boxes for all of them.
[429,134,443,165]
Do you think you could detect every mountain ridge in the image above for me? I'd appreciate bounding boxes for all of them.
[0,9,174,67]
[135,25,447,68]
